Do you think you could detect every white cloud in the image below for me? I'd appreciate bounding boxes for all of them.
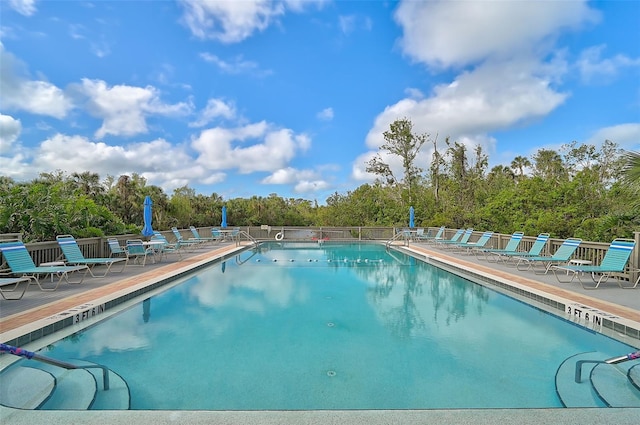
[190,98,237,128]
[262,167,308,184]
[199,52,269,76]
[338,15,356,34]
[354,56,569,182]
[0,114,22,154]
[316,107,333,121]
[351,151,377,183]
[8,0,37,16]
[261,167,329,193]
[577,45,640,83]
[354,1,597,182]
[73,78,193,138]
[364,58,568,150]
[191,121,311,173]
[179,0,285,43]
[179,0,328,43]
[29,133,216,193]
[394,0,599,69]
[294,179,329,193]
[0,45,74,119]
[585,124,640,151]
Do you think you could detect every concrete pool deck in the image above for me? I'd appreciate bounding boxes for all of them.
[1,239,639,424]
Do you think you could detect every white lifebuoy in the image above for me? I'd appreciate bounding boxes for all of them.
[275,232,284,241]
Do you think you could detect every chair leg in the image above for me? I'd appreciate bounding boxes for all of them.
[617,270,640,289]
[579,272,610,289]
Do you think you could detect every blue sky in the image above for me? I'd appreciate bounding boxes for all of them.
[1,0,639,203]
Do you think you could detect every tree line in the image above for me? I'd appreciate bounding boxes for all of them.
[1,118,638,243]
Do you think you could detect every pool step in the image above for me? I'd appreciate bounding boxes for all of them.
[0,359,130,410]
[0,365,55,409]
[33,363,97,410]
[629,364,640,390]
[556,351,640,407]
[72,359,131,410]
[591,362,640,407]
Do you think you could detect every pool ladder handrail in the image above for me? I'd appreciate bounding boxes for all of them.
[0,343,110,390]
[574,350,640,383]
[385,231,407,248]
[237,230,258,246]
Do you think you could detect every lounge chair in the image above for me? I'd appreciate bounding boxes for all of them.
[438,228,473,249]
[416,226,445,243]
[0,241,89,290]
[551,238,637,289]
[453,231,494,254]
[434,229,464,247]
[56,235,127,277]
[515,238,582,274]
[125,239,156,266]
[489,233,550,264]
[189,226,219,243]
[475,231,525,261]
[151,232,183,260]
[0,276,38,300]
[171,227,203,247]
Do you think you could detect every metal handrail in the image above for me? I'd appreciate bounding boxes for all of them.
[1,343,110,390]
[575,350,640,383]
[385,231,406,248]
[237,230,258,246]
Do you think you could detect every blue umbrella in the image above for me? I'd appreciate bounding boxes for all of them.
[142,196,154,237]
[409,206,415,228]
[221,206,227,228]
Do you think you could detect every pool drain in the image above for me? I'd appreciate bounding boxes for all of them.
[327,370,337,377]
[327,322,335,327]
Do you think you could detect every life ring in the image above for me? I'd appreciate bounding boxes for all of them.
[275,232,284,241]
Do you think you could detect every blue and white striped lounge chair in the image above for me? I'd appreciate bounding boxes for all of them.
[453,231,494,254]
[489,233,550,264]
[515,238,582,274]
[551,238,637,289]
[0,276,38,300]
[171,227,203,248]
[475,231,525,261]
[151,232,183,261]
[57,235,127,277]
[0,241,89,290]
[189,226,219,243]
[434,229,464,247]
[416,226,445,243]
[438,228,473,249]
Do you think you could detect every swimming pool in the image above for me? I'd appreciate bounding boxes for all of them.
[5,242,637,409]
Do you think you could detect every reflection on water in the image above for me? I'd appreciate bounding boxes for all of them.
[142,298,151,323]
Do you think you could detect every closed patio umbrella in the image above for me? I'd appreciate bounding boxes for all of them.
[142,196,154,237]
[221,206,227,228]
[409,206,415,228]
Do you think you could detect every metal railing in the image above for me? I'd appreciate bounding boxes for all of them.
[0,343,110,390]
[237,230,258,246]
[574,350,640,383]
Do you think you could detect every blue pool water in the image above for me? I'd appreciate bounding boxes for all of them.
[26,242,635,409]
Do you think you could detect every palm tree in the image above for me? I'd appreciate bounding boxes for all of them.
[621,151,640,186]
[510,155,531,179]
[621,150,640,209]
